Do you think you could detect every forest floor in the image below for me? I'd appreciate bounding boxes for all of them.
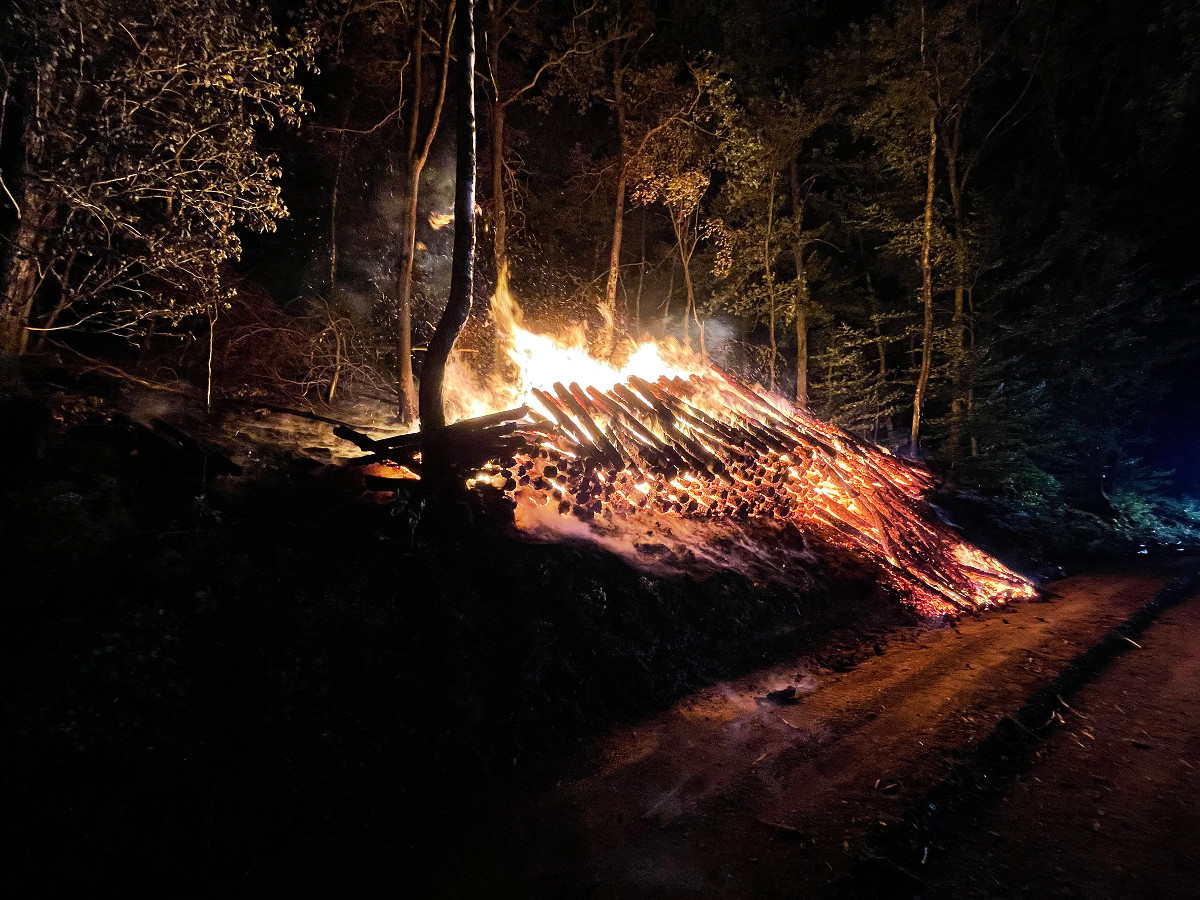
[4,365,1200,897]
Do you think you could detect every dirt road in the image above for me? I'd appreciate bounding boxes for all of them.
[918,573,1200,899]
[453,563,1200,897]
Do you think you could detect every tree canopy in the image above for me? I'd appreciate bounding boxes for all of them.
[3,0,1198,500]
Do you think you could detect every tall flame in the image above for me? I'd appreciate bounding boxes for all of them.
[444,281,702,421]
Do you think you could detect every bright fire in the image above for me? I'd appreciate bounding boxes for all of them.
[426,286,1035,616]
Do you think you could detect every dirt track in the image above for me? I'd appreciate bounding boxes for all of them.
[919,571,1200,899]
[452,562,1200,897]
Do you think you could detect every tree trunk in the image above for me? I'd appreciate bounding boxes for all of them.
[670,208,702,357]
[329,103,351,306]
[0,185,55,357]
[1081,445,1115,517]
[605,82,626,316]
[329,153,341,304]
[868,274,892,441]
[789,161,810,409]
[397,166,422,422]
[634,207,646,335]
[910,113,937,452]
[795,303,807,408]
[764,172,777,393]
[396,0,453,423]
[326,119,347,403]
[420,0,476,435]
[396,0,426,423]
[949,277,966,463]
[489,40,508,296]
[967,284,978,457]
[663,257,674,332]
[944,112,968,469]
[681,244,697,354]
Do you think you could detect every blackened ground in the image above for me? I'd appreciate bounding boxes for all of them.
[0,382,891,896]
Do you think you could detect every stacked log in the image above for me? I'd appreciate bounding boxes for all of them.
[336,367,1034,615]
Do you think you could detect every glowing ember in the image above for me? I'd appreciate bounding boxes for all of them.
[379,287,1036,616]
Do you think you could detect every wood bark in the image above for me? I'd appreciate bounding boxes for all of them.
[419,0,476,436]
[484,0,586,306]
[490,97,507,290]
[665,205,702,359]
[910,113,937,451]
[329,100,352,310]
[397,168,420,421]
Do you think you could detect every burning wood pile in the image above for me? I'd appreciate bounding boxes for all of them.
[339,362,1036,617]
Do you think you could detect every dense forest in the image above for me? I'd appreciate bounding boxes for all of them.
[3,0,1200,509]
[7,2,1200,893]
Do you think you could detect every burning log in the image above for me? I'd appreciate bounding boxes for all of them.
[611,385,711,476]
[553,382,626,471]
[530,387,600,458]
[587,385,686,476]
[619,379,728,480]
[642,383,755,462]
[707,367,839,459]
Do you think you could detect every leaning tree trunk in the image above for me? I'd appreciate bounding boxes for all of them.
[420,0,476,477]
[910,114,937,452]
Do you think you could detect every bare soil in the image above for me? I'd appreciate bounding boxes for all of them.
[445,562,1200,897]
[917,573,1200,899]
